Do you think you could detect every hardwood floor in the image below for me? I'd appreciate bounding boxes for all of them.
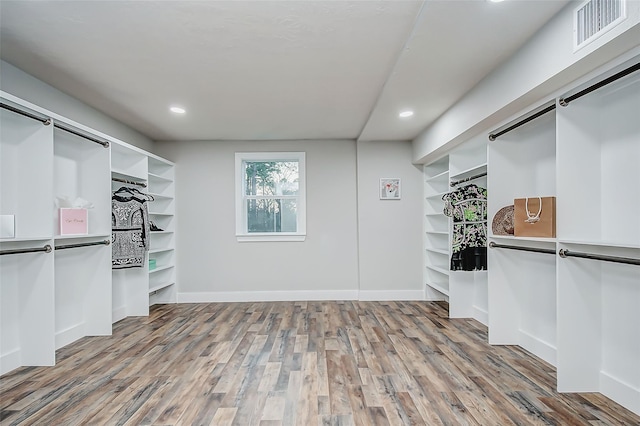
[1,301,639,425]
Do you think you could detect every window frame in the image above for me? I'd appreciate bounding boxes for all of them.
[235,152,306,242]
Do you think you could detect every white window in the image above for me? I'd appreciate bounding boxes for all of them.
[235,152,306,242]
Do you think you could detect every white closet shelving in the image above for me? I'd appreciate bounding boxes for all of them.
[1,91,176,376]
[53,124,112,349]
[147,156,176,305]
[483,55,640,416]
[1,104,56,375]
[448,136,488,326]
[424,157,450,299]
[487,106,557,366]
[555,59,640,415]
[110,144,177,322]
[423,136,489,326]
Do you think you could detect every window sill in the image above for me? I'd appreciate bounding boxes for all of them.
[236,233,306,242]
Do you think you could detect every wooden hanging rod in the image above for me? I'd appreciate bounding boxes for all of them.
[0,244,52,256]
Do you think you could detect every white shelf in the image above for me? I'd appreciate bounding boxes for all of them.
[54,233,111,241]
[425,192,447,200]
[148,192,173,200]
[425,170,449,182]
[426,282,450,296]
[558,239,640,250]
[149,264,174,274]
[149,282,175,294]
[1,236,52,243]
[111,169,147,182]
[490,235,556,244]
[148,211,174,216]
[149,247,175,254]
[426,247,449,256]
[426,264,450,276]
[427,230,448,235]
[150,230,174,235]
[148,172,173,183]
[449,163,487,182]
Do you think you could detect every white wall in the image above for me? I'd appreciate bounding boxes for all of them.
[155,138,425,301]
[0,60,154,152]
[155,139,360,301]
[413,1,640,163]
[356,140,423,300]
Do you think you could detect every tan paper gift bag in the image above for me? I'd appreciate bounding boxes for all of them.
[514,196,556,238]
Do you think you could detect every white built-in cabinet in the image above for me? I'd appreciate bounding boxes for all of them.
[111,144,176,322]
[424,136,489,326]
[0,92,176,376]
[485,56,639,415]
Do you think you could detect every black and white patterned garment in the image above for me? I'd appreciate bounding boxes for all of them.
[112,195,149,269]
[442,183,488,271]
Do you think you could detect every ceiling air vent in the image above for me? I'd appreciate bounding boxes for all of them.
[574,0,626,50]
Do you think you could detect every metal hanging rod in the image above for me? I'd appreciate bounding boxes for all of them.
[559,62,640,107]
[0,244,52,256]
[0,101,109,147]
[489,241,556,255]
[559,249,640,266]
[55,239,110,251]
[1,102,51,125]
[489,103,556,141]
[450,172,487,187]
[54,124,109,148]
[112,177,147,188]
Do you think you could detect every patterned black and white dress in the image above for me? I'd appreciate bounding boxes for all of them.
[112,193,149,269]
[442,184,488,271]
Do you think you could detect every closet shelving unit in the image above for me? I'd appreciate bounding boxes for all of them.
[424,157,450,299]
[0,105,55,374]
[110,145,177,322]
[555,59,640,415]
[1,91,176,376]
[487,105,557,367]
[53,123,112,350]
[147,156,176,305]
[447,137,488,325]
[485,56,640,416]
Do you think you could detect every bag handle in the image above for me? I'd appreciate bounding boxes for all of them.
[525,197,542,223]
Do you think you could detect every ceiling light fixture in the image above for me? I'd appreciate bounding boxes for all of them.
[489,0,506,3]
[399,110,414,118]
[170,106,186,114]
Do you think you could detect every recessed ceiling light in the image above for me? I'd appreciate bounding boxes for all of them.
[170,106,186,114]
[399,110,414,118]
[489,0,506,2]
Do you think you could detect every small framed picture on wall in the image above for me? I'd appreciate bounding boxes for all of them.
[380,178,401,200]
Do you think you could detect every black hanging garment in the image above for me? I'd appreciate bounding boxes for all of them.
[442,183,488,271]
[112,187,151,269]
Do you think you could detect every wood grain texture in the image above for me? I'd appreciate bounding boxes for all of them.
[1,301,638,425]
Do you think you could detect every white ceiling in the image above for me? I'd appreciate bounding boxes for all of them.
[0,1,569,142]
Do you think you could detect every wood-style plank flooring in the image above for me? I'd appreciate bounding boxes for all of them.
[1,301,639,425]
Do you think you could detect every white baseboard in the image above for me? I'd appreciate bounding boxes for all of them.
[518,329,557,367]
[358,290,425,301]
[0,349,21,376]
[177,290,360,303]
[112,306,127,323]
[55,323,84,350]
[600,370,640,416]
[472,305,488,326]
